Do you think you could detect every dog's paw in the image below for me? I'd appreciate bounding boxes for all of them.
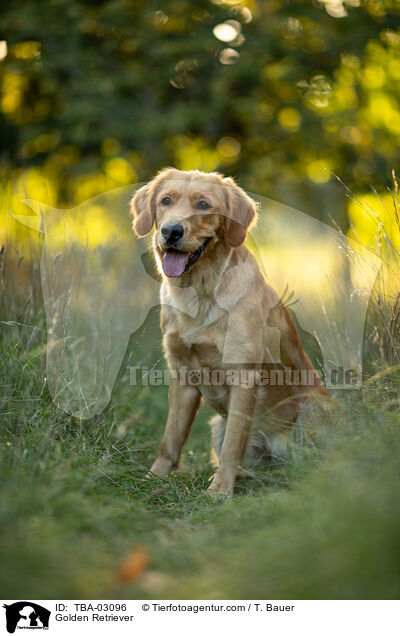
[145,471,163,480]
[148,457,173,478]
[206,484,233,500]
[207,471,234,499]
[207,488,232,501]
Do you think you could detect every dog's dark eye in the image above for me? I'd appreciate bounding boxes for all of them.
[161,196,172,206]
[197,200,211,210]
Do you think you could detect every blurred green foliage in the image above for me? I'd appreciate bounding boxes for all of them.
[1,0,400,225]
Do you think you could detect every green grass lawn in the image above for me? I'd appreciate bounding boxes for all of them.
[1,316,400,600]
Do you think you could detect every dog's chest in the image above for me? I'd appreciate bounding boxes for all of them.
[165,320,224,368]
[162,286,227,353]
[188,343,230,414]
[189,340,222,369]
[162,284,232,412]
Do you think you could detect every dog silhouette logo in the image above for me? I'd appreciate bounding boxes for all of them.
[3,602,50,633]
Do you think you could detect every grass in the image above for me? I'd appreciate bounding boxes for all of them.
[1,313,400,600]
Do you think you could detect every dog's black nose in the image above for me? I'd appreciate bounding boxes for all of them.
[161,223,184,244]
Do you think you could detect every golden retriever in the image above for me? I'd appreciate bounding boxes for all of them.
[130,168,328,497]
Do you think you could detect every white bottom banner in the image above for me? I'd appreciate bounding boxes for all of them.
[1,600,398,635]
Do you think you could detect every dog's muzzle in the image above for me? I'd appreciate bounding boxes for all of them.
[160,223,184,247]
[161,237,212,277]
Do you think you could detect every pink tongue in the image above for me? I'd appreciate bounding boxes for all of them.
[162,250,190,277]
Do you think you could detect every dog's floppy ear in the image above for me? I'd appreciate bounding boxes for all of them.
[130,181,156,237]
[223,177,257,248]
[130,168,178,236]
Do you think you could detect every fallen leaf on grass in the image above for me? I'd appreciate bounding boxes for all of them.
[116,546,150,583]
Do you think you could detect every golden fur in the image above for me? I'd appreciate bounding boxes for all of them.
[130,168,328,497]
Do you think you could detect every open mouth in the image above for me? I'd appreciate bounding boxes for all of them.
[161,237,211,278]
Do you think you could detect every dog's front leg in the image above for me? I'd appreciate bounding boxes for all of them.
[207,385,256,497]
[148,378,201,477]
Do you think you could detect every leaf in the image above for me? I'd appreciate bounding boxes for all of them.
[116,546,150,583]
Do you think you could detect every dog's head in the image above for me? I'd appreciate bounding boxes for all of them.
[130,168,257,278]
